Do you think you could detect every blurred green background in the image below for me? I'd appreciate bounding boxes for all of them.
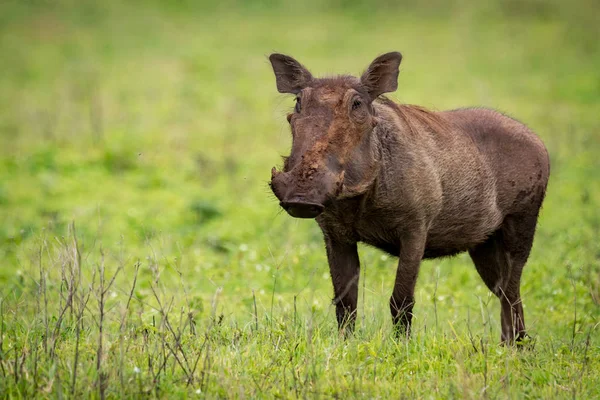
[0,0,599,397]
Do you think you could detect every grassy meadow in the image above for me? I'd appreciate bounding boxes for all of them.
[0,0,599,398]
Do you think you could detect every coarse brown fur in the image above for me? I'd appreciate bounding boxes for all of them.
[268,52,550,343]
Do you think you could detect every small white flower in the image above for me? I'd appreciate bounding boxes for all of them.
[196,389,202,394]
[134,367,141,374]
[239,244,248,252]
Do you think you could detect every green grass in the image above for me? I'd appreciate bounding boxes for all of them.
[0,0,599,398]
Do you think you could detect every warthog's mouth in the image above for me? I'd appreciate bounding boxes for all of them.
[279,200,325,219]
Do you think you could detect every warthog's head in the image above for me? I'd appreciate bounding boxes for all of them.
[269,52,402,218]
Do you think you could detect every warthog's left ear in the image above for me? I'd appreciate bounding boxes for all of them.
[360,52,403,101]
[269,53,313,94]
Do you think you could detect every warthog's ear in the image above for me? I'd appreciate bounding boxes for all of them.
[360,52,403,101]
[269,53,313,94]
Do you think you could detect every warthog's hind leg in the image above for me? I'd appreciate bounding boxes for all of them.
[469,213,539,344]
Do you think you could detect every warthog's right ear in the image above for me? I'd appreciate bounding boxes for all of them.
[269,53,313,94]
[361,52,403,101]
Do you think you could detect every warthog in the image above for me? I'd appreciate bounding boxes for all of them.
[268,52,549,342]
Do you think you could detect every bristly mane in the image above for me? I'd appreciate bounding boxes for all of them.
[377,97,451,135]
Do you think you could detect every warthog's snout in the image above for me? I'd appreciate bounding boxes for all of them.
[270,166,338,219]
[279,199,324,218]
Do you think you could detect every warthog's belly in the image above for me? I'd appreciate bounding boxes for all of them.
[359,233,487,260]
[354,210,501,260]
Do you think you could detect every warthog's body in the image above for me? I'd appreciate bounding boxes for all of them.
[269,52,549,342]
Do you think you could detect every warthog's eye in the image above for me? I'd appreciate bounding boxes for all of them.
[352,98,362,111]
[294,96,301,113]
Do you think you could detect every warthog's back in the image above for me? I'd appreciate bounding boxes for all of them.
[369,103,549,258]
[443,108,550,215]
[425,107,549,256]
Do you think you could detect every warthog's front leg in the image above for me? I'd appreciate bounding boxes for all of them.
[324,238,360,335]
[390,229,426,337]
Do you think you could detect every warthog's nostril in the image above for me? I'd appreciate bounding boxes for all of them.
[280,200,324,219]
